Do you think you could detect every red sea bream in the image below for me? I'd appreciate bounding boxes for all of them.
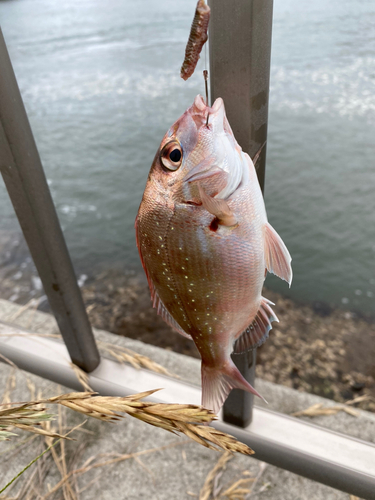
[135,95,292,413]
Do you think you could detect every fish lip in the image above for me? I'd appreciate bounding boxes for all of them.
[194,94,224,114]
[210,97,224,113]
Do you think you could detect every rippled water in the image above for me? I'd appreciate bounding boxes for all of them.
[0,0,374,313]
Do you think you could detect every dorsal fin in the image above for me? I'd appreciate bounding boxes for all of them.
[264,222,293,286]
[233,297,278,353]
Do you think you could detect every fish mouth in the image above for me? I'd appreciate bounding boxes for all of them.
[193,95,224,117]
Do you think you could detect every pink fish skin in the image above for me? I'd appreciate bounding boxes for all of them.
[135,95,292,414]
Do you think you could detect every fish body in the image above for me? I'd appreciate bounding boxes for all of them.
[136,95,292,413]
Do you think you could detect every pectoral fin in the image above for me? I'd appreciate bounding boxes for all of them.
[198,183,237,227]
[264,222,293,286]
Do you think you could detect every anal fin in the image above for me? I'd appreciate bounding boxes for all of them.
[233,297,278,354]
[264,222,293,286]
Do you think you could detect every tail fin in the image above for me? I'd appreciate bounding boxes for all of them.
[201,360,267,414]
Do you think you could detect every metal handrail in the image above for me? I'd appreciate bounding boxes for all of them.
[1,324,374,500]
[0,28,100,372]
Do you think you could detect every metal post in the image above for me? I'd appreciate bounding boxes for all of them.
[0,28,100,372]
[208,0,274,426]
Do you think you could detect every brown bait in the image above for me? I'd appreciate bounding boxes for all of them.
[180,0,210,81]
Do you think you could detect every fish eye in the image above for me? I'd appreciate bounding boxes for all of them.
[169,149,181,163]
[160,141,183,171]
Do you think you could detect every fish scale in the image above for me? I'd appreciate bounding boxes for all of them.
[136,95,292,413]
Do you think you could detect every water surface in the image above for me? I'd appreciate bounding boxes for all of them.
[0,0,374,313]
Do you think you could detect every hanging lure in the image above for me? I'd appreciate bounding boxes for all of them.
[180,0,211,81]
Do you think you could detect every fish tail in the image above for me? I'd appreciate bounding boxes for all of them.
[201,360,267,414]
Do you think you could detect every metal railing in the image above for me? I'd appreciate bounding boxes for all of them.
[0,28,100,372]
[1,2,375,498]
[209,0,273,428]
[1,323,375,500]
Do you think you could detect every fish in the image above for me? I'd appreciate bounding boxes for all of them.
[135,95,292,414]
[180,0,211,81]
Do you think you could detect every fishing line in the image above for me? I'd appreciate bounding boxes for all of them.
[204,36,209,106]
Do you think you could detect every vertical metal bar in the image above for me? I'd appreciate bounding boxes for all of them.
[0,28,100,372]
[208,0,274,426]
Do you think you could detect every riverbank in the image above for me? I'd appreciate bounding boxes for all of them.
[0,250,374,413]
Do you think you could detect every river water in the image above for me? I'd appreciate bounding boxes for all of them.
[0,0,374,314]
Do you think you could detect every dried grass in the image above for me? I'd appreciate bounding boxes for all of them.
[345,394,374,406]
[220,477,255,499]
[245,462,268,498]
[45,403,79,500]
[0,421,85,497]
[69,364,93,393]
[198,452,261,500]
[97,340,176,377]
[0,391,253,455]
[39,440,185,500]
[199,452,233,500]
[291,402,359,418]
[4,298,39,323]
[0,403,63,441]
[1,369,16,405]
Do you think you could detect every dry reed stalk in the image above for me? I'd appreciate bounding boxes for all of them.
[199,452,233,500]
[25,378,36,402]
[219,477,254,499]
[345,394,374,406]
[0,408,89,444]
[0,435,37,460]
[39,441,187,500]
[51,391,253,454]
[0,391,253,454]
[0,353,18,372]
[245,462,268,498]
[97,340,176,377]
[1,369,16,405]
[0,421,86,496]
[44,405,78,500]
[24,299,41,330]
[0,402,65,441]
[14,441,49,500]
[291,402,359,418]
[4,298,38,323]
[69,364,93,393]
